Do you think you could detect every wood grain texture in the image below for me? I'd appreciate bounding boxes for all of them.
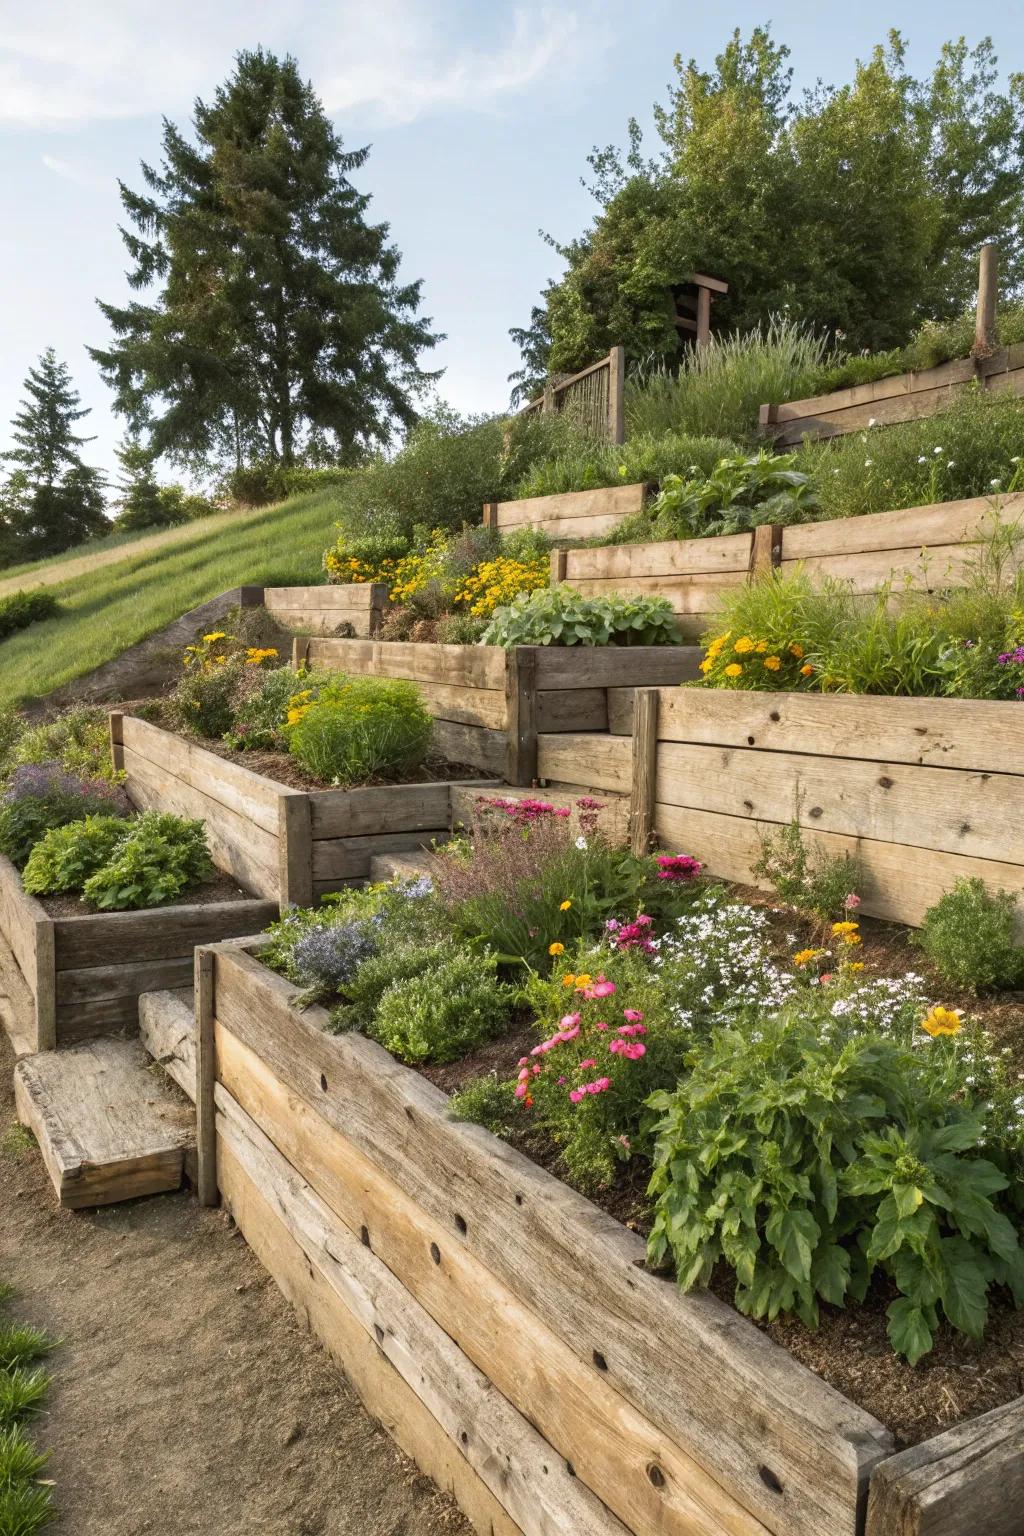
[195,947,218,1207]
[309,783,455,840]
[122,716,288,832]
[493,482,648,533]
[779,494,1024,561]
[536,733,632,794]
[865,1396,1024,1536]
[210,948,893,1536]
[216,1085,627,1536]
[14,1036,192,1208]
[264,583,389,638]
[277,793,313,908]
[0,927,38,1059]
[138,987,196,1099]
[505,646,538,785]
[299,638,508,690]
[53,899,276,970]
[533,647,701,690]
[311,829,450,882]
[565,533,753,580]
[431,720,507,775]
[216,1023,770,1536]
[630,689,658,856]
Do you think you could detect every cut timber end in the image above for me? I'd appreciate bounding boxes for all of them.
[139,987,196,1101]
[14,1036,194,1209]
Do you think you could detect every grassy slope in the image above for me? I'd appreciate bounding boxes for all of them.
[0,490,343,708]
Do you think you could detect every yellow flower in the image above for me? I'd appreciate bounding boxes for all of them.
[793,948,822,967]
[574,973,593,990]
[724,663,743,678]
[846,961,864,972]
[831,921,859,936]
[562,974,576,987]
[800,663,814,676]
[699,659,713,673]
[203,631,227,643]
[733,636,754,654]
[548,942,565,956]
[559,900,572,911]
[789,643,804,658]
[921,1005,963,1038]
[762,655,781,671]
[754,640,768,654]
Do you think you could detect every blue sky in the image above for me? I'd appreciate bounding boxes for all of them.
[1,0,1023,486]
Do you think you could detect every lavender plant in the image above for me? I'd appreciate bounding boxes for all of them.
[0,763,130,867]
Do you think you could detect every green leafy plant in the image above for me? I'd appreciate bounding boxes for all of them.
[646,1008,1024,1362]
[752,819,861,924]
[0,764,129,867]
[22,816,128,894]
[647,451,818,539]
[81,812,212,910]
[286,676,433,785]
[369,945,515,1064]
[512,429,737,501]
[11,704,122,784]
[918,878,1024,994]
[482,585,680,647]
[0,590,61,640]
[0,1284,54,1536]
[223,665,306,751]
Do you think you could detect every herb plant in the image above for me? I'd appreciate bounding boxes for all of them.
[22,816,128,894]
[482,586,680,648]
[918,879,1024,994]
[286,676,433,784]
[647,451,818,539]
[369,946,514,1064]
[0,764,129,867]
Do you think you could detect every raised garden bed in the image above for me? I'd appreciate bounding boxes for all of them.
[483,480,650,540]
[0,850,274,1053]
[180,939,1024,1536]
[114,713,490,906]
[263,582,390,638]
[293,637,699,781]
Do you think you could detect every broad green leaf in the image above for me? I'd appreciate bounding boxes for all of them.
[887,1297,934,1365]
[765,1206,819,1284]
[937,1236,990,1339]
[811,1242,851,1306]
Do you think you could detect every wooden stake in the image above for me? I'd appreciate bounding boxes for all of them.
[695,287,712,349]
[749,523,784,580]
[505,647,538,786]
[550,548,568,585]
[608,345,626,445]
[108,710,125,774]
[277,793,314,910]
[974,243,998,360]
[630,689,659,857]
[195,947,218,1207]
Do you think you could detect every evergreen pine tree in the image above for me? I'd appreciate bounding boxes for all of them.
[113,431,182,530]
[91,49,440,471]
[1,349,107,558]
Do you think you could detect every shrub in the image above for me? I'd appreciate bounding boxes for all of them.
[918,879,1024,994]
[323,531,411,585]
[22,816,128,894]
[647,1007,1024,1362]
[223,666,303,751]
[166,628,281,739]
[220,461,290,507]
[752,820,861,925]
[0,764,129,867]
[0,590,61,641]
[643,451,818,540]
[81,812,212,910]
[12,705,121,784]
[434,611,488,645]
[286,677,433,785]
[512,429,737,501]
[482,586,680,647]
[369,946,514,1064]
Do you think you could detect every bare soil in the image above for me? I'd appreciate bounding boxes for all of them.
[0,1029,469,1536]
[36,870,257,919]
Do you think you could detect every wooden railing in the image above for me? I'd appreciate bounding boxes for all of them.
[520,346,626,444]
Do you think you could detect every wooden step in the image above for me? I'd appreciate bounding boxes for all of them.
[14,1036,195,1209]
[139,987,196,1099]
[368,851,434,884]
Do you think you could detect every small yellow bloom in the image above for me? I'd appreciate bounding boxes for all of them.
[699,659,713,674]
[574,973,593,990]
[921,1005,963,1038]
[754,640,768,654]
[548,942,565,957]
[562,974,576,987]
[832,921,859,936]
[733,636,754,654]
[847,961,864,972]
[559,900,572,911]
[793,948,822,967]
[789,643,804,658]
[800,663,814,676]
[762,655,781,671]
[724,663,743,678]
[203,631,227,643]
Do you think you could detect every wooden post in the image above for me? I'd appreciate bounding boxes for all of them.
[629,689,659,857]
[550,548,568,585]
[749,523,784,580]
[758,402,779,437]
[695,287,712,349]
[108,710,125,774]
[195,946,218,1207]
[237,585,264,609]
[482,502,499,531]
[32,918,56,1054]
[291,635,312,671]
[973,243,999,361]
[505,647,538,786]
[607,345,626,445]
[277,793,314,910]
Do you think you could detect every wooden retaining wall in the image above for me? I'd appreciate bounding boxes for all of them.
[0,851,273,1053]
[626,689,1024,931]
[760,342,1024,445]
[193,942,896,1536]
[484,481,650,541]
[294,637,700,782]
[264,582,390,638]
[116,715,472,907]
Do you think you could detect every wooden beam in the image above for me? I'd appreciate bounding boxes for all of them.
[277,793,313,908]
[973,243,999,360]
[194,946,218,1207]
[696,287,712,349]
[505,647,538,786]
[690,272,729,295]
[608,345,626,444]
[749,524,784,578]
[630,689,659,856]
[550,547,568,584]
[108,710,125,773]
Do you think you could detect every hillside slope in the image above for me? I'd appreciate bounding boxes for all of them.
[0,490,343,708]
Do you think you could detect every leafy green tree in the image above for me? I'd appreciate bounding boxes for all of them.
[113,431,183,530]
[1,348,107,558]
[514,28,1024,379]
[91,48,440,472]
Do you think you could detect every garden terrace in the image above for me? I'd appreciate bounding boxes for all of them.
[294,636,700,782]
[483,480,650,541]
[262,582,390,638]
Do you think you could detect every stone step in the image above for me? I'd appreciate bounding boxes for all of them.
[14,1035,195,1209]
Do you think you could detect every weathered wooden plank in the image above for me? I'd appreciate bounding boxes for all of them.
[654,740,1024,865]
[652,802,1024,934]
[277,793,313,909]
[217,1024,770,1536]
[536,687,607,732]
[212,948,893,1536]
[0,855,45,1005]
[431,720,506,775]
[14,1037,192,1208]
[653,689,1024,775]
[122,716,287,833]
[56,956,199,1005]
[264,584,389,638]
[196,947,217,1206]
[299,638,508,690]
[565,533,753,580]
[772,368,1024,444]
[53,899,276,969]
[783,545,997,596]
[309,782,455,840]
[55,994,144,1044]
[773,353,983,420]
[565,573,749,616]
[138,988,196,1099]
[216,1113,523,1536]
[400,680,507,730]
[537,733,632,794]
[122,747,280,899]
[312,830,450,882]
[534,647,699,690]
[630,690,658,856]
[779,494,1024,561]
[216,1085,629,1536]
[608,688,637,735]
[505,647,538,785]
[493,483,648,532]
[865,1396,1024,1536]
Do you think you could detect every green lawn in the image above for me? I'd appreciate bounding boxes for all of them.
[0,490,344,708]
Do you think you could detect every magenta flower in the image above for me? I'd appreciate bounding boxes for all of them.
[655,853,703,882]
[623,1008,644,1022]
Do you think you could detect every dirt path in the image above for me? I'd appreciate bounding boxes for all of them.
[0,1030,470,1536]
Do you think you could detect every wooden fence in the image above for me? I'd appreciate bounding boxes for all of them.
[519,346,625,443]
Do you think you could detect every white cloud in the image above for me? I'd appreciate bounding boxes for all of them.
[0,1,593,129]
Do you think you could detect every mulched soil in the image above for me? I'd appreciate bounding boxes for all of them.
[36,870,258,919]
[407,891,1024,1449]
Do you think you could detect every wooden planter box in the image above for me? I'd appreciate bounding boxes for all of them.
[178,943,1024,1536]
[294,637,700,782]
[0,853,274,1054]
[263,582,390,638]
[483,480,650,541]
[624,688,1024,930]
[114,714,484,907]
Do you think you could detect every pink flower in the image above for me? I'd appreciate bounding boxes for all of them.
[594,1021,608,1031]
[844,893,861,910]
[623,1009,644,1022]
[617,1022,647,1037]
[655,854,703,882]
[579,1058,597,1070]
[518,1056,529,1066]
[605,918,620,932]
[557,1076,566,1085]
[514,1082,529,1100]
[608,1039,646,1059]
[554,807,571,818]
[583,976,616,999]
[568,1088,584,1103]
[559,1013,581,1029]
